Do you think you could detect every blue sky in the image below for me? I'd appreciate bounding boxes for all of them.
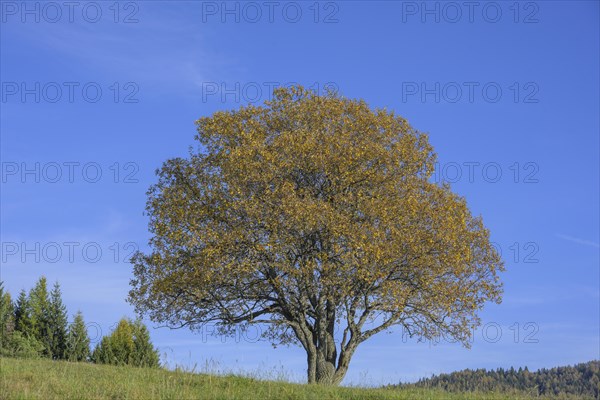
[1,0,598,385]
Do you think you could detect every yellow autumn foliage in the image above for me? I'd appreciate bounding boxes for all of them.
[129,86,503,385]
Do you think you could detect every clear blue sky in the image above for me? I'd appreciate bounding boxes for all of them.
[1,0,598,385]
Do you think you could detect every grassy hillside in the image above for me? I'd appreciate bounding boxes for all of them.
[0,357,539,400]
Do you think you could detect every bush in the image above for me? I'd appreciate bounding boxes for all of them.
[1,331,45,358]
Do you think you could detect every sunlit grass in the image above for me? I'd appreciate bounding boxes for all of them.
[0,357,539,399]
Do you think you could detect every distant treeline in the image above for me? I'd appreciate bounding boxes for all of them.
[0,277,159,368]
[393,361,599,399]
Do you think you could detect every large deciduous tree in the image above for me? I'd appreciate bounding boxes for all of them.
[129,86,503,385]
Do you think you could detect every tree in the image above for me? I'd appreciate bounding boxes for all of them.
[91,335,116,365]
[0,283,15,349]
[92,318,134,366]
[128,86,504,385]
[131,319,160,368]
[66,311,90,362]
[28,276,51,355]
[3,283,44,359]
[14,289,34,337]
[92,318,158,367]
[47,282,68,359]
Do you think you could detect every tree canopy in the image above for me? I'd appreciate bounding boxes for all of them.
[129,86,503,385]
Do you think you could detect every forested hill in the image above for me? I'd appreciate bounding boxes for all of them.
[395,361,599,399]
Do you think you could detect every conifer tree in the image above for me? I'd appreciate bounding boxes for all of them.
[131,319,160,368]
[47,282,68,359]
[109,318,135,365]
[28,276,51,356]
[66,311,90,362]
[0,283,15,348]
[14,289,34,337]
[92,318,159,367]
[9,288,44,358]
[92,319,134,366]
[91,335,115,365]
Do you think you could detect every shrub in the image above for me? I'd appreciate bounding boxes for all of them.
[1,331,45,358]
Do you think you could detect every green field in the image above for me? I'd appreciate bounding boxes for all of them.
[0,357,540,400]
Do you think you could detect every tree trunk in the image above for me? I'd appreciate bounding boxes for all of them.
[307,348,339,384]
[330,345,355,386]
[306,346,352,385]
[315,352,336,384]
[304,301,355,385]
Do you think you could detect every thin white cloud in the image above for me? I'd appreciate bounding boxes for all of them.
[2,4,229,94]
[556,234,600,248]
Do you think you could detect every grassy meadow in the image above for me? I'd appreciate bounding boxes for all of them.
[0,357,544,400]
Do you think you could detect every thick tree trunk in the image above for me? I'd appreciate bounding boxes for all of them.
[302,301,359,385]
[306,346,352,385]
[304,301,356,385]
[316,352,336,384]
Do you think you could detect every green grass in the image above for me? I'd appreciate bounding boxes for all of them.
[0,357,537,400]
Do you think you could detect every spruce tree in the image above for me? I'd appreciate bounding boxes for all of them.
[14,289,34,337]
[109,319,135,365]
[47,282,68,359]
[29,276,50,344]
[66,311,90,362]
[131,319,160,368]
[92,335,115,365]
[92,318,159,367]
[92,319,134,366]
[10,288,44,358]
[0,283,15,349]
